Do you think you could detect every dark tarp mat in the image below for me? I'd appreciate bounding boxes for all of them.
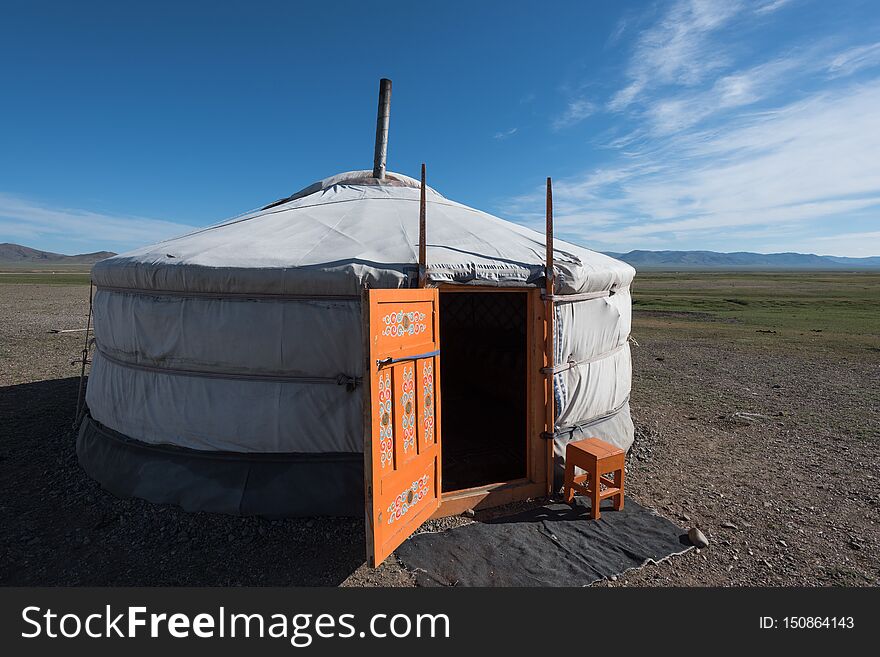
[396,496,692,586]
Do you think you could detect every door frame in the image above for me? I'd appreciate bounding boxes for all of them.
[430,285,551,518]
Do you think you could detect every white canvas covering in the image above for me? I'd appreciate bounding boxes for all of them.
[91,171,633,296]
[86,170,636,464]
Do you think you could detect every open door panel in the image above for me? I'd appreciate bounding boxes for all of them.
[364,288,441,567]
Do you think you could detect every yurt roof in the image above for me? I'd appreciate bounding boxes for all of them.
[92,170,635,297]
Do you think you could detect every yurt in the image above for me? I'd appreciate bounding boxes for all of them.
[78,80,635,562]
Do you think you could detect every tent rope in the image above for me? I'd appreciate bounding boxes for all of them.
[539,396,631,441]
[94,347,362,388]
[540,342,628,375]
[93,285,360,302]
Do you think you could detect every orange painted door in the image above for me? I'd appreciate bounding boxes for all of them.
[364,288,441,567]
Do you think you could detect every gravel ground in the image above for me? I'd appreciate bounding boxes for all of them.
[1,284,877,586]
[601,315,879,586]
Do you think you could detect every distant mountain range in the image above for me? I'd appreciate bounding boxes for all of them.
[604,250,880,270]
[0,243,116,265]
[1,242,878,271]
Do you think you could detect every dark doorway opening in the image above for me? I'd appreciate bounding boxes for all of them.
[439,291,528,492]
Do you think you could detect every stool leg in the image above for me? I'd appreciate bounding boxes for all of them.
[613,466,624,511]
[563,457,575,504]
[590,464,601,520]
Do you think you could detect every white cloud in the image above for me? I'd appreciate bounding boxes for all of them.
[0,193,197,254]
[609,0,744,111]
[497,0,880,257]
[606,0,830,140]
[608,82,644,112]
[552,98,596,130]
[804,230,880,257]
[505,80,880,257]
[828,42,880,78]
[644,52,820,135]
[754,0,794,15]
[607,14,633,46]
[493,127,519,140]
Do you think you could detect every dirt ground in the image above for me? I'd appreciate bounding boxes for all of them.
[0,278,877,586]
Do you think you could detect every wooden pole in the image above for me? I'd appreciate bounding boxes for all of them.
[418,163,427,288]
[545,177,556,493]
[372,79,392,179]
[545,177,554,302]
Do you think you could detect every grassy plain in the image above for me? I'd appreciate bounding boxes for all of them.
[0,263,92,286]
[631,271,880,352]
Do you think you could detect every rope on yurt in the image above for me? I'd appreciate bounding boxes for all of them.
[540,342,629,375]
[92,285,360,302]
[73,280,95,428]
[540,396,631,441]
[93,347,362,388]
[541,289,611,303]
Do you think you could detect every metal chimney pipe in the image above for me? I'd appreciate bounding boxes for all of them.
[372,78,392,179]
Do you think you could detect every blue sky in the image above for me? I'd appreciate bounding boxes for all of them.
[1,0,879,256]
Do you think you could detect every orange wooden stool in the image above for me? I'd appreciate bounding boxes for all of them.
[563,437,625,520]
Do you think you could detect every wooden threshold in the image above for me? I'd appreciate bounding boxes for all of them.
[432,478,546,519]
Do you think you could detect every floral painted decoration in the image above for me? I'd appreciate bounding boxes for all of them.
[386,474,430,524]
[377,370,393,468]
[400,365,415,452]
[382,310,427,338]
[422,361,434,445]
